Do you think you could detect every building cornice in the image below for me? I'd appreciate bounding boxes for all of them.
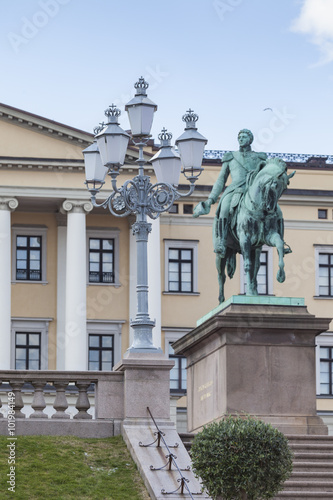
[0,156,155,174]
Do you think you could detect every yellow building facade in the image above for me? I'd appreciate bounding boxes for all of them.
[0,102,332,429]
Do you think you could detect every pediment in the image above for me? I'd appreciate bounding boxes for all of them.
[0,103,92,160]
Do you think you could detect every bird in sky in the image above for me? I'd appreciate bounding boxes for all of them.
[263,108,273,111]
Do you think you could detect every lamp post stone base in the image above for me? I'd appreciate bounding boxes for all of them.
[173,296,332,435]
[114,352,174,420]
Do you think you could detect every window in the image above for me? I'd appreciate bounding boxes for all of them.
[164,240,199,294]
[164,329,190,394]
[11,318,50,370]
[240,246,273,295]
[168,248,193,292]
[318,209,328,220]
[12,226,48,283]
[183,204,193,215]
[16,236,41,280]
[318,253,333,297]
[86,229,120,286]
[89,238,114,283]
[15,332,41,370]
[87,320,124,370]
[315,246,333,298]
[169,342,187,393]
[88,334,114,371]
[168,204,179,214]
[319,346,333,395]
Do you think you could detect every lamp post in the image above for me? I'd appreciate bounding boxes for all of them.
[83,77,207,353]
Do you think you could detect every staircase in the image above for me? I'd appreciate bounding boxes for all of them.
[180,433,333,499]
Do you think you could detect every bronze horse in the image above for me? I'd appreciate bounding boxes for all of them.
[214,158,295,303]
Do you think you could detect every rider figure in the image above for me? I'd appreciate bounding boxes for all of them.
[196,129,267,257]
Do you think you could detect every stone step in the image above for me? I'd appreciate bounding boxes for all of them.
[292,471,333,480]
[290,443,333,452]
[285,435,333,446]
[293,452,333,461]
[293,461,333,472]
[275,492,333,499]
[283,480,333,492]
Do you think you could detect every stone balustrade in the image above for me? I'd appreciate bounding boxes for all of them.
[0,370,125,437]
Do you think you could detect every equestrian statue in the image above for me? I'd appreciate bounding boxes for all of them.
[194,129,295,304]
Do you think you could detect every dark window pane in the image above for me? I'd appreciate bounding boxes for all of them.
[16,270,27,279]
[29,349,40,360]
[89,336,100,347]
[168,204,179,214]
[89,361,99,371]
[181,250,192,260]
[102,336,113,348]
[90,253,100,263]
[102,351,112,362]
[321,348,330,359]
[89,239,100,249]
[319,254,329,265]
[16,333,27,345]
[318,209,328,219]
[102,361,112,371]
[17,236,27,247]
[103,240,113,250]
[17,250,27,260]
[30,237,41,247]
[15,360,26,370]
[16,348,27,360]
[29,334,40,346]
[183,204,193,215]
[89,351,99,362]
[169,249,179,260]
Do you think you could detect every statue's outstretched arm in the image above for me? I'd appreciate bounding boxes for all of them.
[208,161,230,204]
[193,160,230,218]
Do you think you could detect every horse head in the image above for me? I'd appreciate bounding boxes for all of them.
[248,158,291,214]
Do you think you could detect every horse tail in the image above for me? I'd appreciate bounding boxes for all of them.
[226,250,237,279]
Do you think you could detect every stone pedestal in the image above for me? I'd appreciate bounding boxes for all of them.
[114,352,175,421]
[173,296,332,435]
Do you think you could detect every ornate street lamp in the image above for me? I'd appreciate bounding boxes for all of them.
[83,77,207,352]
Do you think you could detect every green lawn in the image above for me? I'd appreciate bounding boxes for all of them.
[0,435,150,499]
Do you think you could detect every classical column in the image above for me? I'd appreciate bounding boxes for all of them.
[56,213,67,371]
[62,200,92,371]
[0,198,18,369]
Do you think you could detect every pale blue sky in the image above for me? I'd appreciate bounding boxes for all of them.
[1,0,333,155]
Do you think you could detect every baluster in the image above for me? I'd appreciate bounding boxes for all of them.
[10,381,26,418]
[30,380,48,418]
[52,381,70,419]
[74,381,92,419]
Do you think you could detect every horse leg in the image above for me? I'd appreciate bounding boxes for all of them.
[239,234,257,295]
[267,232,285,283]
[248,247,261,295]
[216,254,226,303]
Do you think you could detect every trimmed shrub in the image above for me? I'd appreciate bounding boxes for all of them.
[191,414,293,500]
